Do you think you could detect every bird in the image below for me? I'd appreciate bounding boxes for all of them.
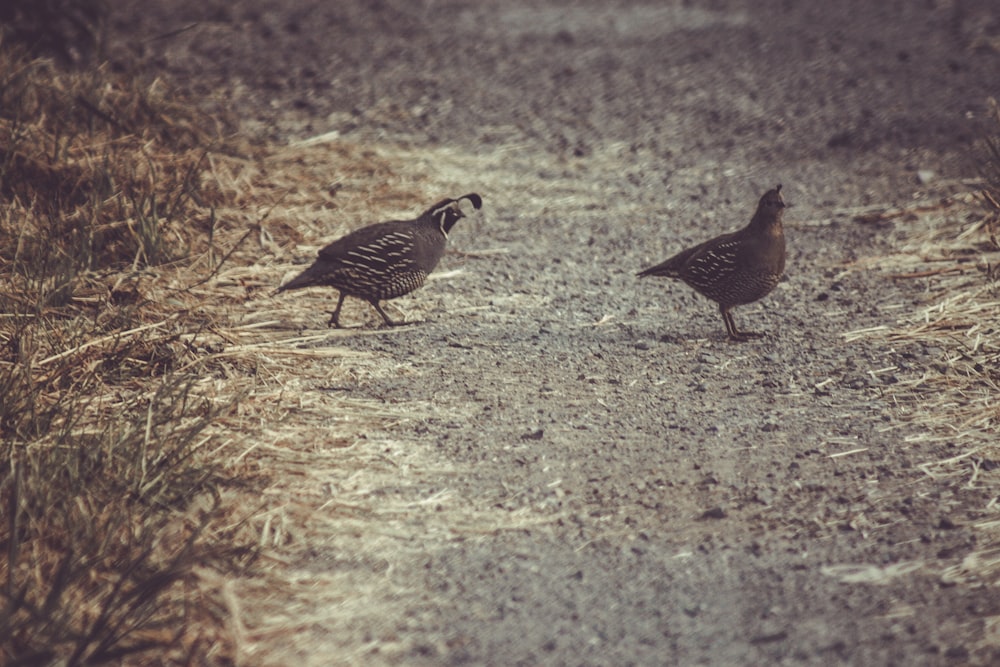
[278,193,483,327]
[637,184,787,341]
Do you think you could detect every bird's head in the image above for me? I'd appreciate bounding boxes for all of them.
[425,192,483,236]
[750,184,787,230]
[759,184,786,213]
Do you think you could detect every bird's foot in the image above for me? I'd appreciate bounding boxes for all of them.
[728,330,766,343]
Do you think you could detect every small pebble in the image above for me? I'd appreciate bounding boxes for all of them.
[698,506,727,520]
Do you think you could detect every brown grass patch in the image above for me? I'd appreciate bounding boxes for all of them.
[842,104,1000,588]
[0,39,254,664]
[1,25,462,660]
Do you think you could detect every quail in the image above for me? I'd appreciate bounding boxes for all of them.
[637,185,787,341]
[278,193,483,327]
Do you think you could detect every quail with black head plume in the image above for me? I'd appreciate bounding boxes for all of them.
[638,185,787,341]
[279,193,483,327]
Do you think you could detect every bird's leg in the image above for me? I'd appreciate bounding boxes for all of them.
[720,305,763,342]
[327,293,347,328]
[371,300,407,327]
[721,307,744,341]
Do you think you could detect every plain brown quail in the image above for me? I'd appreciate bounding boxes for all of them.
[278,193,483,327]
[637,185,787,341]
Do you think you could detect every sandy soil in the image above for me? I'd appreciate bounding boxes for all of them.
[114,0,1000,664]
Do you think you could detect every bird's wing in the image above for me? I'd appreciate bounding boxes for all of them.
[639,233,724,278]
[316,221,409,262]
[321,229,419,272]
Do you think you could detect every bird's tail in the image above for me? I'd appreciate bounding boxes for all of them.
[636,259,681,279]
[276,264,326,293]
[637,243,698,279]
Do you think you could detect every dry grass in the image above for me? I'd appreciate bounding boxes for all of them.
[0,37,255,664]
[0,29,477,662]
[842,102,1000,589]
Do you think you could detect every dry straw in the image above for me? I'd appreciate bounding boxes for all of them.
[0,38,436,662]
[843,170,1000,588]
[0,35,509,662]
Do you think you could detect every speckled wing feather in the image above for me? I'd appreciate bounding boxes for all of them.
[637,231,738,281]
[300,225,427,299]
[678,235,744,297]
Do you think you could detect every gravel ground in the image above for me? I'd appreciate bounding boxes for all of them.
[117,0,1000,664]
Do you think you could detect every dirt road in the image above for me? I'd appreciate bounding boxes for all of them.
[122,1,1000,663]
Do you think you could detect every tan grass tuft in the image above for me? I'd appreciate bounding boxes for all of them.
[1,34,503,662]
[844,167,1000,588]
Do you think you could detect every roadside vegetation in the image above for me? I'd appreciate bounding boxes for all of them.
[1,5,425,662]
[845,99,1000,588]
[0,6,255,662]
